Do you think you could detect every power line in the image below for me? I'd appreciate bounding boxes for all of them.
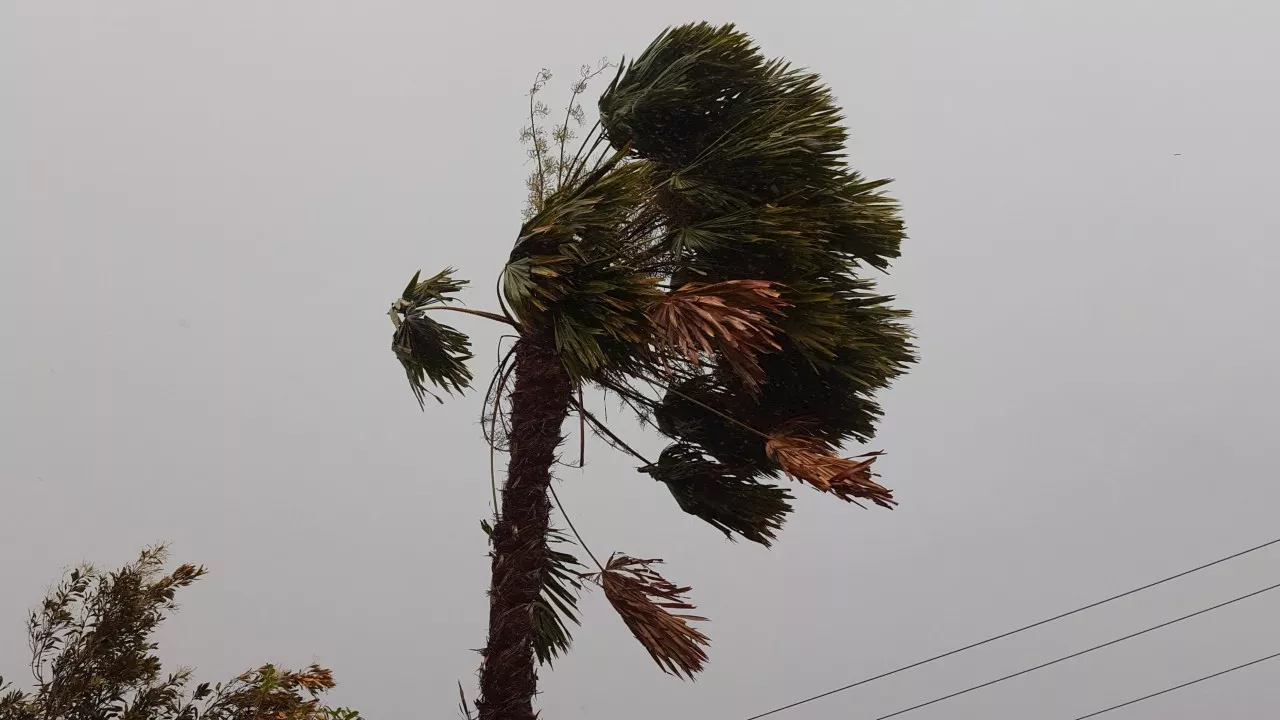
[862,580,1280,720]
[743,536,1280,720]
[1072,650,1280,719]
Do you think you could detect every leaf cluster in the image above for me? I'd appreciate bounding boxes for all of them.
[0,546,360,720]
[585,556,709,680]
[391,268,475,408]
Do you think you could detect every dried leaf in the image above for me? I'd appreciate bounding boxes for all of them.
[648,280,789,391]
[765,428,894,508]
[587,555,709,679]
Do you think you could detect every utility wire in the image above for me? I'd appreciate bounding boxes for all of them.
[1071,650,1280,719]
[861,580,1280,720]
[743,536,1280,720]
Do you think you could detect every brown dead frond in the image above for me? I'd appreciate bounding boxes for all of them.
[586,554,709,679]
[648,280,789,391]
[765,429,895,508]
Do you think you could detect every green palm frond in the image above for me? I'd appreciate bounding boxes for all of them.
[644,443,792,546]
[594,21,916,481]
[502,157,665,383]
[402,267,468,305]
[481,521,586,666]
[391,268,474,408]
[533,529,587,665]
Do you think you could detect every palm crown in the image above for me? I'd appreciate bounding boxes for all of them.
[390,21,916,714]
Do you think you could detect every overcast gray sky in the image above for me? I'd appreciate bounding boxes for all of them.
[5,1,1280,718]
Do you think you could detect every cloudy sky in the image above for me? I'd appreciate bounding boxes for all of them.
[5,1,1279,718]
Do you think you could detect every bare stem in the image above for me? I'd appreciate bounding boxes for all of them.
[568,394,655,466]
[548,483,604,572]
[422,305,519,327]
[528,75,546,209]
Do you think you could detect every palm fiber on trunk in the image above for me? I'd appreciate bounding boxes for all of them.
[477,333,572,720]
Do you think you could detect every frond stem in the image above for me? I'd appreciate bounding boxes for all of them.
[568,394,655,466]
[548,483,604,572]
[422,305,520,328]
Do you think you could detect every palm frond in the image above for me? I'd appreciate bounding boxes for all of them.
[480,522,586,666]
[402,267,468,306]
[643,443,792,546]
[503,249,662,384]
[647,280,788,391]
[650,374,766,467]
[764,427,894,508]
[586,555,709,680]
[390,268,475,408]
[393,314,473,408]
[597,21,917,475]
[532,529,587,666]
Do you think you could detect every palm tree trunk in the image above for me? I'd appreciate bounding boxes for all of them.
[477,333,572,720]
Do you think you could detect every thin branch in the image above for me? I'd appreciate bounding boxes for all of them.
[563,120,602,188]
[422,305,519,327]
[638,371,772,441]
[594,375,667,433]
[556,96,581,189]
[557,60,611,188]
[529,73,547,208]
[458,681,475,720]
[595,375,660,410]
[548,484,603,572]
[568,394,655,466]
[494,274,518,326]
[564,123,611,190]
[486,344,519,518]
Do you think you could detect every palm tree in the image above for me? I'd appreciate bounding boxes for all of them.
[388,23,916,720]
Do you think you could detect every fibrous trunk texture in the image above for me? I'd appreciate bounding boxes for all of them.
[477,333,571,720]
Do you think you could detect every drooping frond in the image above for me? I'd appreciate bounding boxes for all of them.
[643,443,792,546]
[765,428,894,508]
[532,529,587,666]
[393,315,473,408]
[587,555,709,680]
[481,521,587,666]
[391,268,474,408]
[647,280,788,391]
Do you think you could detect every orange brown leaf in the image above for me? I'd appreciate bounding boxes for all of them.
[765,429,895,508]
[587,554,710,680]
[648,280,789,392]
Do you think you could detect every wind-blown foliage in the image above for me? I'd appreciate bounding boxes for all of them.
[585,556,709,680]
[766,428,893,508]
[386,21,916,706]
[482,521,586,666]
[531,530,586,665]
[643,443,792,546]
[647,280,788,392]
[392,268,474,408]
[0,546,361,720]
